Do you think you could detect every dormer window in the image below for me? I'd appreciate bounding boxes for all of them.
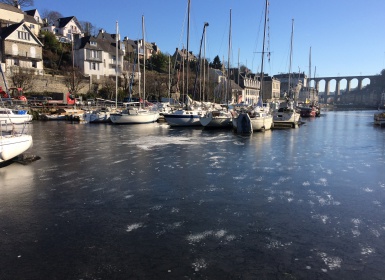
[90,41,97,46]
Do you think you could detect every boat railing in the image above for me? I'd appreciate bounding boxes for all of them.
[0,119,30,135]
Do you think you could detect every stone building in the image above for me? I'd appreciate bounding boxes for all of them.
[0,22,43,75]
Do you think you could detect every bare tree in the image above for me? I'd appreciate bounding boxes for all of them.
[0,0,34,8]
[9,68,34,91]
[80,21,98,36]
[146,72,168,101]
[98,78,116,100]
[62,67,85,95]
[41,9,63,25]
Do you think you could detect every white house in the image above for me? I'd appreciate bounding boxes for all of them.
[42,16,83,43]
[73,29,124,80]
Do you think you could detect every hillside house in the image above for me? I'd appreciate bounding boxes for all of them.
[173,48,197,62]
[0,21,43,74]
[42,16,83,43]
[0,3,40,36]
[73,29,124,80]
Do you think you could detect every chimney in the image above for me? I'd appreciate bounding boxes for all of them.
[13,0,20,9]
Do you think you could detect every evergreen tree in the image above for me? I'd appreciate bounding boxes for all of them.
[210,55,222,70]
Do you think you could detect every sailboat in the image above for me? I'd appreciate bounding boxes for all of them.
[232,0,273,133]
[0,65,32,125]
[271,19,300,128]
[163,0,205,127]
[0,68,32,163]
[297,47,319,118]
[110,16,159,124]
[199,10,233,129]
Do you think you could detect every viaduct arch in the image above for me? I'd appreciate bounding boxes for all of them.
[310,75,376,102]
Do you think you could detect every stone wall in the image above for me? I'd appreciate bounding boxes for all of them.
[29,74,91,95]
[0,68,91,95]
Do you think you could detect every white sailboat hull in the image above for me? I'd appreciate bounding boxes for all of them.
[233,112,273,133]
[0,134,33,162]
[0,107,32,124]
[110,111,159,124]
[84,111,111,123]
[199,111,232,128]
[272,109,300,127]
[250,115,273,131]
[163,110,203,127]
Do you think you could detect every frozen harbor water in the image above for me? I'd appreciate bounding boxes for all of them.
[1,110,385,279]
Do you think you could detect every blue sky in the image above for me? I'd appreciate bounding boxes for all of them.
[31,0,385,80]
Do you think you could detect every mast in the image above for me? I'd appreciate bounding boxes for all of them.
[115,21,119,108]
[203,24,207,101]
[168,55,171,101]
[186,0,190,105]
[288,18,294,98]
[227,9,232,104]
[192,22,209,101]
[234,48,241,91]
[259,0,268,105]
[308,46,312,101]
[137,35,141,104]
[182,44,185,104]
[142,15,146,108]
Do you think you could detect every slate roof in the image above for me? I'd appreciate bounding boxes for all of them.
[77,33,124,56]
[56,16,82,31]
[0,21,21,38]
[0,3,23,14]
[24,9,37,16]
[23,14,38,24]
[0,21,43,46]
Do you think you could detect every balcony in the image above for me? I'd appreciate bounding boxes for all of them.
[85,56,102,62]
[5,53,42,61]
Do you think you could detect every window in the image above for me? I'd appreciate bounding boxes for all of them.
[12,44,18,55]
[90,41,97,46]
[90,62,98,70]
[32,61,37,68]
[91,50,99,58]
[14,59,19,66]
[30,24,35,29]
[30,47,36,58]
[18,31,30,41]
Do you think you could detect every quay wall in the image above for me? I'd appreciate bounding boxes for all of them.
[0,69,91,95]
[15,74,90,95]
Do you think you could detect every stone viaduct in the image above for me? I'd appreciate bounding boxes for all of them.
[309,75,377,102]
